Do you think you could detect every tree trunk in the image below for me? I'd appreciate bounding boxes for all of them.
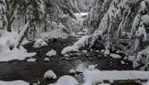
[7,22,12,32]
[16,21,30,48]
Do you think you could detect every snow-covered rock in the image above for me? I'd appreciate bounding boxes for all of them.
[61,46,78,54]
[69,69,76,74]
[57,75,79,85]
[88,64,98,71]
[76,63,86,73]
[110,53,122,59]
[33,39,48,48]
[26,58,37,62]
[61,35,90,54]
[46,49,57,57]
[44,57,50,62]
[82,50,87,54]
[44,70,57,79]
[0,80,29,85]
[0,46,36,62]
[104,49,110,55]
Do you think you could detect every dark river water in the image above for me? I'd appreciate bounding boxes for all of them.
[0,36,138,85]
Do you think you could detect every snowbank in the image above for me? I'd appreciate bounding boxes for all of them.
[33,39,48,48]
[46,49,57,57]
[44,70,57,79]
[0,80,29,85]
[83,69,149,85]
[0,46,36,62]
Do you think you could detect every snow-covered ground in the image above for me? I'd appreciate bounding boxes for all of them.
[0,46,36,62]
[0,31,36,62]
[0,80,29,85]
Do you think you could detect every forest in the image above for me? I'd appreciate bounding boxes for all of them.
[0,0,149,85]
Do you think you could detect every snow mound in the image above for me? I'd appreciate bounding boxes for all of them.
[110,53,122,58]
[26,58,37,62]
[0,46,36,62]
[88,64,98,71]
[61,35,90,54]
[44,57,50,62]
[61,46,78,54]
[33,39,48,48]
[46,49,57,57]
[0,80,29,85]
[44,70,57,79]
[57,75,79,85]
[69,69,76,74]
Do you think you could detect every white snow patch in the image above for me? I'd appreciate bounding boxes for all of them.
[61,35,90,54]
[141,15,149,24]
[0,80,29,85]
[0,46,36,62]
[26,58,36,62]
[57,75,79,85]
[44,70,57,79]
[46,49,57,57]
[76,63,86,73]
[69,69,76,74]
[104,49,110,55]
[61,46,78,54]
[88,64,98,71]
[44,57,50,62]
[33,39,48,48]
[110,53,122,58]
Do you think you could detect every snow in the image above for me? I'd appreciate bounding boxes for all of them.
[98,83,110,85]
[141,1,147,12]
[33,39,48,48]
[144,80,149,85]
[76,63,86,73]
[57,75,79,85]
[44,57,50,62]
[83,69,149,85]
[69,69,76,74]
[104,49,110,55]
[141,15,149,24]
[0,80,29,85]
[110,53,122,58]
[44,70,57,79]
[46,49,57,57]
[0,46,36,62]
[82,50,87,53]
[88,64,98,71]
[26,58,36,62]
[61,35,90,54]
[61,46,78,54]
